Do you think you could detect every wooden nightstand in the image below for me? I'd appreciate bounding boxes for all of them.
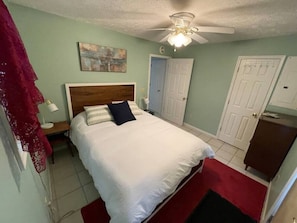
[42,121,74,164]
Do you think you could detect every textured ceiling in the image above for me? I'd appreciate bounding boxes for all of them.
[8,0,297,45]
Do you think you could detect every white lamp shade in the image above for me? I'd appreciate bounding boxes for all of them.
[47,103,58,112]
[168,34,176,46]
[168,32,192,48]
[183,35,192,46]
[45,99,59,112]
[144,97,149,105]
[40,99,59,129]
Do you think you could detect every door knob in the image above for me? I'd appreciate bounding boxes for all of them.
[252,113,258,118]
[182,97,187,101]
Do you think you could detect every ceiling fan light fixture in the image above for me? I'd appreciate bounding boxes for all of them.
[168,32,192,48]
[170,12,195,28]
[183,35,192,46]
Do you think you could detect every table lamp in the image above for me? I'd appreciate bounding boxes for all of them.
[143,97,149,110]
[41,99,58,129]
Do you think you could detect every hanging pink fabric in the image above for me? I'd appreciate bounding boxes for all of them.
[0,0,52,173]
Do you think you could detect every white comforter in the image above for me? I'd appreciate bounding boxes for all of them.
[70,112,214,223]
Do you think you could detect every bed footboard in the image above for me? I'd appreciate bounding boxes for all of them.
[144,159,205,222]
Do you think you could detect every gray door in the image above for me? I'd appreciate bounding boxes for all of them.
[149,58,166,116]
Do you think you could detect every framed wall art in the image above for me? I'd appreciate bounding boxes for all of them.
[78,42,127,72]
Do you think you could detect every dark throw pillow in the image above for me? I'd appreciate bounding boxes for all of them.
[107,101,136,125]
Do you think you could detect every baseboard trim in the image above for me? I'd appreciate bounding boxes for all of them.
[183,122,217,138]
[260,182,272,223]
[263,167,297,222]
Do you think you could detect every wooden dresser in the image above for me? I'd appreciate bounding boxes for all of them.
[244,113,297,181]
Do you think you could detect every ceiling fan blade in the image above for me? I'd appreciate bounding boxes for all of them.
[149,28,175,31]
[191,33,208,44]
[194,26,235,34]
[160,33,171,43]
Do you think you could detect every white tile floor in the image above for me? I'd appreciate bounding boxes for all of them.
[49,124,269,223]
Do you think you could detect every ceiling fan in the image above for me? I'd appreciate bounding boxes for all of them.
[152,12,235,47]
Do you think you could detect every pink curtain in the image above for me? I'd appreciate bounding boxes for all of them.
[0,0,52,172]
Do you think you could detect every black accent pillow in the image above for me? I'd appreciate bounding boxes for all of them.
[107,101,136,125]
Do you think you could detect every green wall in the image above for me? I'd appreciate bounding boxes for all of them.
[174,36,297,216]
[0,129,51,223]
[8,3,172,122]
[6,2,297,220]
[266,138,297,216]
[175,37,297,134]
[9,3,297,133]
[3,3,170,223]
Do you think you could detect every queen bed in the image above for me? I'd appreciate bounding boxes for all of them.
[65,82,214,223]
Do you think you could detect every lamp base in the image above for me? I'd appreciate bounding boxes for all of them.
[41,122,54,129]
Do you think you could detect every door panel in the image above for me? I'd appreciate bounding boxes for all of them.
[219,56,285,150]
[161,58,194,125]
[270,56,297,110]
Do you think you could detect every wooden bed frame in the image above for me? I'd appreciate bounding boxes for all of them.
[64,82,205,221]
[65,82,136,119]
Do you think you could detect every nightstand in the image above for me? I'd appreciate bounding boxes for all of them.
[42,121,74,164]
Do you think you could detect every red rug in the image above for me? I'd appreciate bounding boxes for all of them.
[81,159,267,223]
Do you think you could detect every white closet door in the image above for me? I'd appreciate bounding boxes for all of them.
[218,56,285,150]
[270,56,297,110]
[161,58,194,126]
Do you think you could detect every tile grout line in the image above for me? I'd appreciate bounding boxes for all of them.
[71,155,89,203]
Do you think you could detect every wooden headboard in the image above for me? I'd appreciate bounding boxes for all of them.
[65,82,136,119]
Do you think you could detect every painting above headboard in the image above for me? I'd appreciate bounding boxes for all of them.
[65,82,136,119]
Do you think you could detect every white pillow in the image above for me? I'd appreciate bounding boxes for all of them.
[127,101,143,115]
[84,105,113,125]
[112,100,143,115]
